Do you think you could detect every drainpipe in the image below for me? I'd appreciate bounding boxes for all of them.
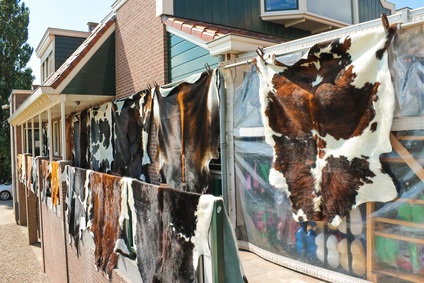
[217,55,228,209]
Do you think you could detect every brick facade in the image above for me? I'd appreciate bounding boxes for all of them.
[115,0,168,99]
[115,0,165,185]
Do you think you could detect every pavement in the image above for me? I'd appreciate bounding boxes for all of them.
[0,198,48,282]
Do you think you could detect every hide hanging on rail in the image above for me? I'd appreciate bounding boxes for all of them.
[254,22,398,226]
[154,70,220,193]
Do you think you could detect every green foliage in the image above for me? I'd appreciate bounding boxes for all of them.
[0,0,34,183]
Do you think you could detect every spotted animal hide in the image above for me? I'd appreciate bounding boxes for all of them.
[51,161,60,206]
[40,159,50,201]
[65,114,74,161]
[65,166,88,253]
[132,181,202,282]
[73,110,90,169]
[89,172,123,276]
[254,25,398,226]
[154,70,220,193]
[26,155,33,190]
[113,89,153,181]
[90,102,114,173]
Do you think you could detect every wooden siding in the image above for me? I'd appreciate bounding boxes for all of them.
[54,36,86,70]
[358,0,392,23]
[168,33,219,82]
[173,0,309,40]
[62,33,115,95]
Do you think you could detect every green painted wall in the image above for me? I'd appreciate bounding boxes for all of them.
[173,0,309,40]
[62,33,115,95]
[358,0,392,23]
[55,36,86,70]
[168,33,219,82]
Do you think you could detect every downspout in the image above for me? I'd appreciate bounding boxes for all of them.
[217,55,228,209]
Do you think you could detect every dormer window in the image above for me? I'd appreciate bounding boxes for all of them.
[41,51,54,82]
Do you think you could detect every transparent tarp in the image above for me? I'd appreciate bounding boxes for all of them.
[232,28,424,281]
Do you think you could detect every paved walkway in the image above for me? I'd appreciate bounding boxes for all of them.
[0,198,49,283]
[239,250,327,283]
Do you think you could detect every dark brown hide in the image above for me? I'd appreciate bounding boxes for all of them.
[65,114,74,161]
[132,180,201,282]
[90,172,123,276]
[112,89,153,181]
[155,70,220,193]
[73,110,89,168]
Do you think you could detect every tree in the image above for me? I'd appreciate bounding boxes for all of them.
[0,0,34,183]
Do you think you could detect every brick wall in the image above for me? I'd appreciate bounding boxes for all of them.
[40,162,129,283]
[115,0,168,99]
[115,0,166,184]
[41,202,68,283]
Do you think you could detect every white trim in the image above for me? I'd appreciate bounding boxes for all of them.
[166,26,209,49]
[381,0,395,13]
[54,22,116,94]
[207,34,278,56]
[36,28,90,58]
[112,0,128,12]
[156,0,173,17]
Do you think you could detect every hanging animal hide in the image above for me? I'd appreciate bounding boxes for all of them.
[254,24,398,226]
[113,89,153,181]
[51,161,60,206]
[154,70,220,193]
[90,102,114,173]
[89,172,124,277]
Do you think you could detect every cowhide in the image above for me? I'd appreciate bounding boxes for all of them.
[90,102,114,173]
[73,110,90,169]
[89,172,123,277]
[154,70,220,193]
[254,24,398,226]
[51,161,60,206]
[113,89,153,181]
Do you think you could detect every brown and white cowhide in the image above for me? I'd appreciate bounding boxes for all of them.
[154,70,220,193]
[254,25,398,226]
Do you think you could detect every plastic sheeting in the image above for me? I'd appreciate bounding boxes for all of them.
[391,25,424,117]
[233,62,424,281]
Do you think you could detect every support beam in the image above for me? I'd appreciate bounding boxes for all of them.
[31,117,35,155]
[47,109,53,161]
[25,121,29,153]
[39,114,43,156]
[60,101,66,160]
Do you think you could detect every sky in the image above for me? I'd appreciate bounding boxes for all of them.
[24,0,115,84]
[23,0,423,85]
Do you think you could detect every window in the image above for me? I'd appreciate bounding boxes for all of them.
[265,0,299,11]
[41,51,54,82]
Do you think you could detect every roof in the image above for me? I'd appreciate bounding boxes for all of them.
[162,15,285,43]
[43,17,116,89]
[9,15,117,126]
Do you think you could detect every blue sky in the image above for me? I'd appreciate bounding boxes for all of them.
[25,0,114,84]
[24,0,423,84]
